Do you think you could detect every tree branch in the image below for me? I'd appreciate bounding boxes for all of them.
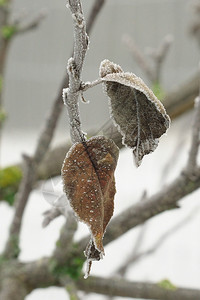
[76,276,200,300]
[14,11,47,35]
[3,0,106,259]
[186,96,200,172]
[164,71,200,118]
[53,212,78,265]
[123,34,155,83]
[123,33,173,84]
[0,277,28,300]
[63,0,88,143]
[2,258,200,300]
[149,34,173,83]
[42,207,64,228]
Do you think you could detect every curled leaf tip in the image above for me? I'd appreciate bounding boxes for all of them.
[100,59,123,78]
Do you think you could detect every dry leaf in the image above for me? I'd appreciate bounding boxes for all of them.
[61,136,119,277]
[100,59,170,166]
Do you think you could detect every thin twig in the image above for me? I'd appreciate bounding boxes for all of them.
[86,0,105,33]
[53,212,78,265]
[42,199,70,227]
[123,33,155,83]
[190,1,200,48]
[186,96,200,172]
[63,0,88,144]
[116,193,148,278]
[42,206,68,228]
[15,11,47,35]
[42,208,61,228]
[123,33,173,85]
[80,78,103,92]
[117,207,199,274]
[152,34,173,83]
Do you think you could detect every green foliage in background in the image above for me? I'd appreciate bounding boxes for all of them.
[0,75,3,92]
[8,234,20,258]
[0,0,8,7]
[0,166,22,205]
[152,81,165,100]
[1,25,17,40]
[50,256,84,280]
[0,107,7,124]
[157,279,177,291]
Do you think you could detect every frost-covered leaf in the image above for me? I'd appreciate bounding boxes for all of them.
[61,136,119,277]
[100,59,170,166]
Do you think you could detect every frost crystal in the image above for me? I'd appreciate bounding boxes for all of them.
[65,1,70,9]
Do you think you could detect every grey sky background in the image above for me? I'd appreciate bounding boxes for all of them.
[4,0,199,133]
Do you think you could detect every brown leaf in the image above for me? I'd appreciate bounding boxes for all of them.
[100,59,170,166]
[61,136,119,275]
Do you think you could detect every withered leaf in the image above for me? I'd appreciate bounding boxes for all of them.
[100,59,170,166]
[61,136,119,277]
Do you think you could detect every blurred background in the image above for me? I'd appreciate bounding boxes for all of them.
[3,0,199,131]
[1,0,200,299]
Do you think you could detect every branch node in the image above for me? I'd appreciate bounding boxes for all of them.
[72,12,85,29]
[67,57,79,81]
[62,88,69,105]
[22,153,32,163]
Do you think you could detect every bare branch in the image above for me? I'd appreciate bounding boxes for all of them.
[42,208,61,228]
[189,0,200,47]
[15,11,47,35]
[86,0,105,32]
[155,35,174,62]
[53,212,78,265]
[76,276,200,300]
[80,78,103,92]
[63,0,88,143]
[116,194,148,277]
[3,258,200,300]
[0,277,28,300]
[150,34,173,83]
[115,224,147,279]
[163,70,200,118]
[123,33,173,85]
[186,96,200,172]
[123,33,155,83]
